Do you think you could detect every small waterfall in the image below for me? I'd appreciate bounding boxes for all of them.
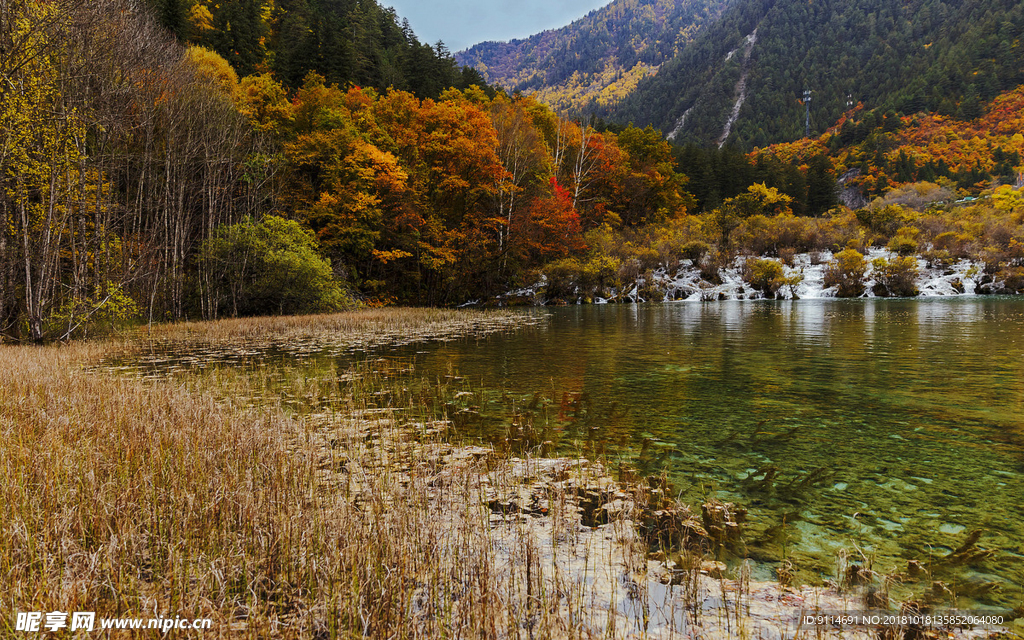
[666,106,694,142]
[494,250,995,305]
[649,249,986,302]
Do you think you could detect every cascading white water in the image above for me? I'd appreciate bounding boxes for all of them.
[646,249,987,302]
[717,29,758,149]
[497,250,999,305]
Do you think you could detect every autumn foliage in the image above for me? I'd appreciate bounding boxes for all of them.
[241,74,689,304]
[760,87,1024,199]
[6,0,1024,337]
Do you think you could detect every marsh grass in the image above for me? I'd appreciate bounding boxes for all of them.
[138,307,532,348]
[0,338,662,638]
[1,309,660,638]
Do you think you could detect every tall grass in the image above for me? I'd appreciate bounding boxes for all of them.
[0,310,663,638]
[139,307,532,346]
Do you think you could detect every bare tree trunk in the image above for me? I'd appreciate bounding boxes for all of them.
[1,0,265,336]
[571,122,596,211]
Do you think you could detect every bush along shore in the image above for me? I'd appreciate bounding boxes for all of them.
[0,309,1012,638]
[495,248,996,306]
[485,184,1024,306]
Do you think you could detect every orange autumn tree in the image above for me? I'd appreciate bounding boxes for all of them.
[278,76,516,303]
[281,77,419,297]
[760,86,1024,198]
[378,89,510,300]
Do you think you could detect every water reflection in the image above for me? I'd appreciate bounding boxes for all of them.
[109,298,1024,609]
[406,300,1024,607]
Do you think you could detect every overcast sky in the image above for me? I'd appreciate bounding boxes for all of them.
[380,0,610,53]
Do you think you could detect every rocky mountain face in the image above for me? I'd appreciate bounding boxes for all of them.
[456,0,730,115]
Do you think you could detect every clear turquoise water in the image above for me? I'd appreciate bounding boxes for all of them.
[115,299,1024,610]
[393,300,1024,609]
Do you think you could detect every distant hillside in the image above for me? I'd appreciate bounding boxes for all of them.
[760,86,1024,199]
[456,0,731,114]
[608,0,1024,148]
[459,0,1024,149]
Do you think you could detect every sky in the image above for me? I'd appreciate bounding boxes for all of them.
[380,0,611,53]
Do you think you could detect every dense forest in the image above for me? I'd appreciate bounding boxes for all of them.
[611,0,1024,148]
[145,0,489,98]
[3,0,1024,342]
[461,0,1024,150]
[0,0,689,340]
[456,0,730,114]
[670,91,1024,212]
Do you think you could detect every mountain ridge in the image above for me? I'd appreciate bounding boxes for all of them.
[459,0,1024,149]
[456,0,731,115]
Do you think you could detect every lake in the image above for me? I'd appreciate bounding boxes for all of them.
[115,299,1024,611]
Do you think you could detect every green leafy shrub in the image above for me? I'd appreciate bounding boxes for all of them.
[199,216,351,317]
[743,258,804,298]
[824,248,867,297]
[47,282,140,339]
[541,258,582,301]
[680,240,710,263]
[921,249,954,269]
[580,255,622,294]
[871,256,920,297]
[744,258,786,296]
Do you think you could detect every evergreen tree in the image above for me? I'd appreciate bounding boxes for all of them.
[805,155,838,216]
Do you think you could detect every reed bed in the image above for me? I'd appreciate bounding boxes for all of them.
[0,310,995,638]
[0,335,654,638]
[138,307,533,348]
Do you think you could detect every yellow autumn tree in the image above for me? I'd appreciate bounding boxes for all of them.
[1,1,90,340]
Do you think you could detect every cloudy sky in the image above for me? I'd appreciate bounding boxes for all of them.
[380,0,610,52]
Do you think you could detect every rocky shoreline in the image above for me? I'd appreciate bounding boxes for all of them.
[490,249,1022,306]
[480,455,1011,639]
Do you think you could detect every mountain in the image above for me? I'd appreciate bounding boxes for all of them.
[611,0,1024,149]
[459,0,1024,150]
[456,0,731,114]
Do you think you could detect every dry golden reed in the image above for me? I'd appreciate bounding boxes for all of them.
[1,309,646,639]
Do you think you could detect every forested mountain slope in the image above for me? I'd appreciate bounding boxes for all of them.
[609,0,1024,148]
[456,0,731,114]
[144,0,487,96]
